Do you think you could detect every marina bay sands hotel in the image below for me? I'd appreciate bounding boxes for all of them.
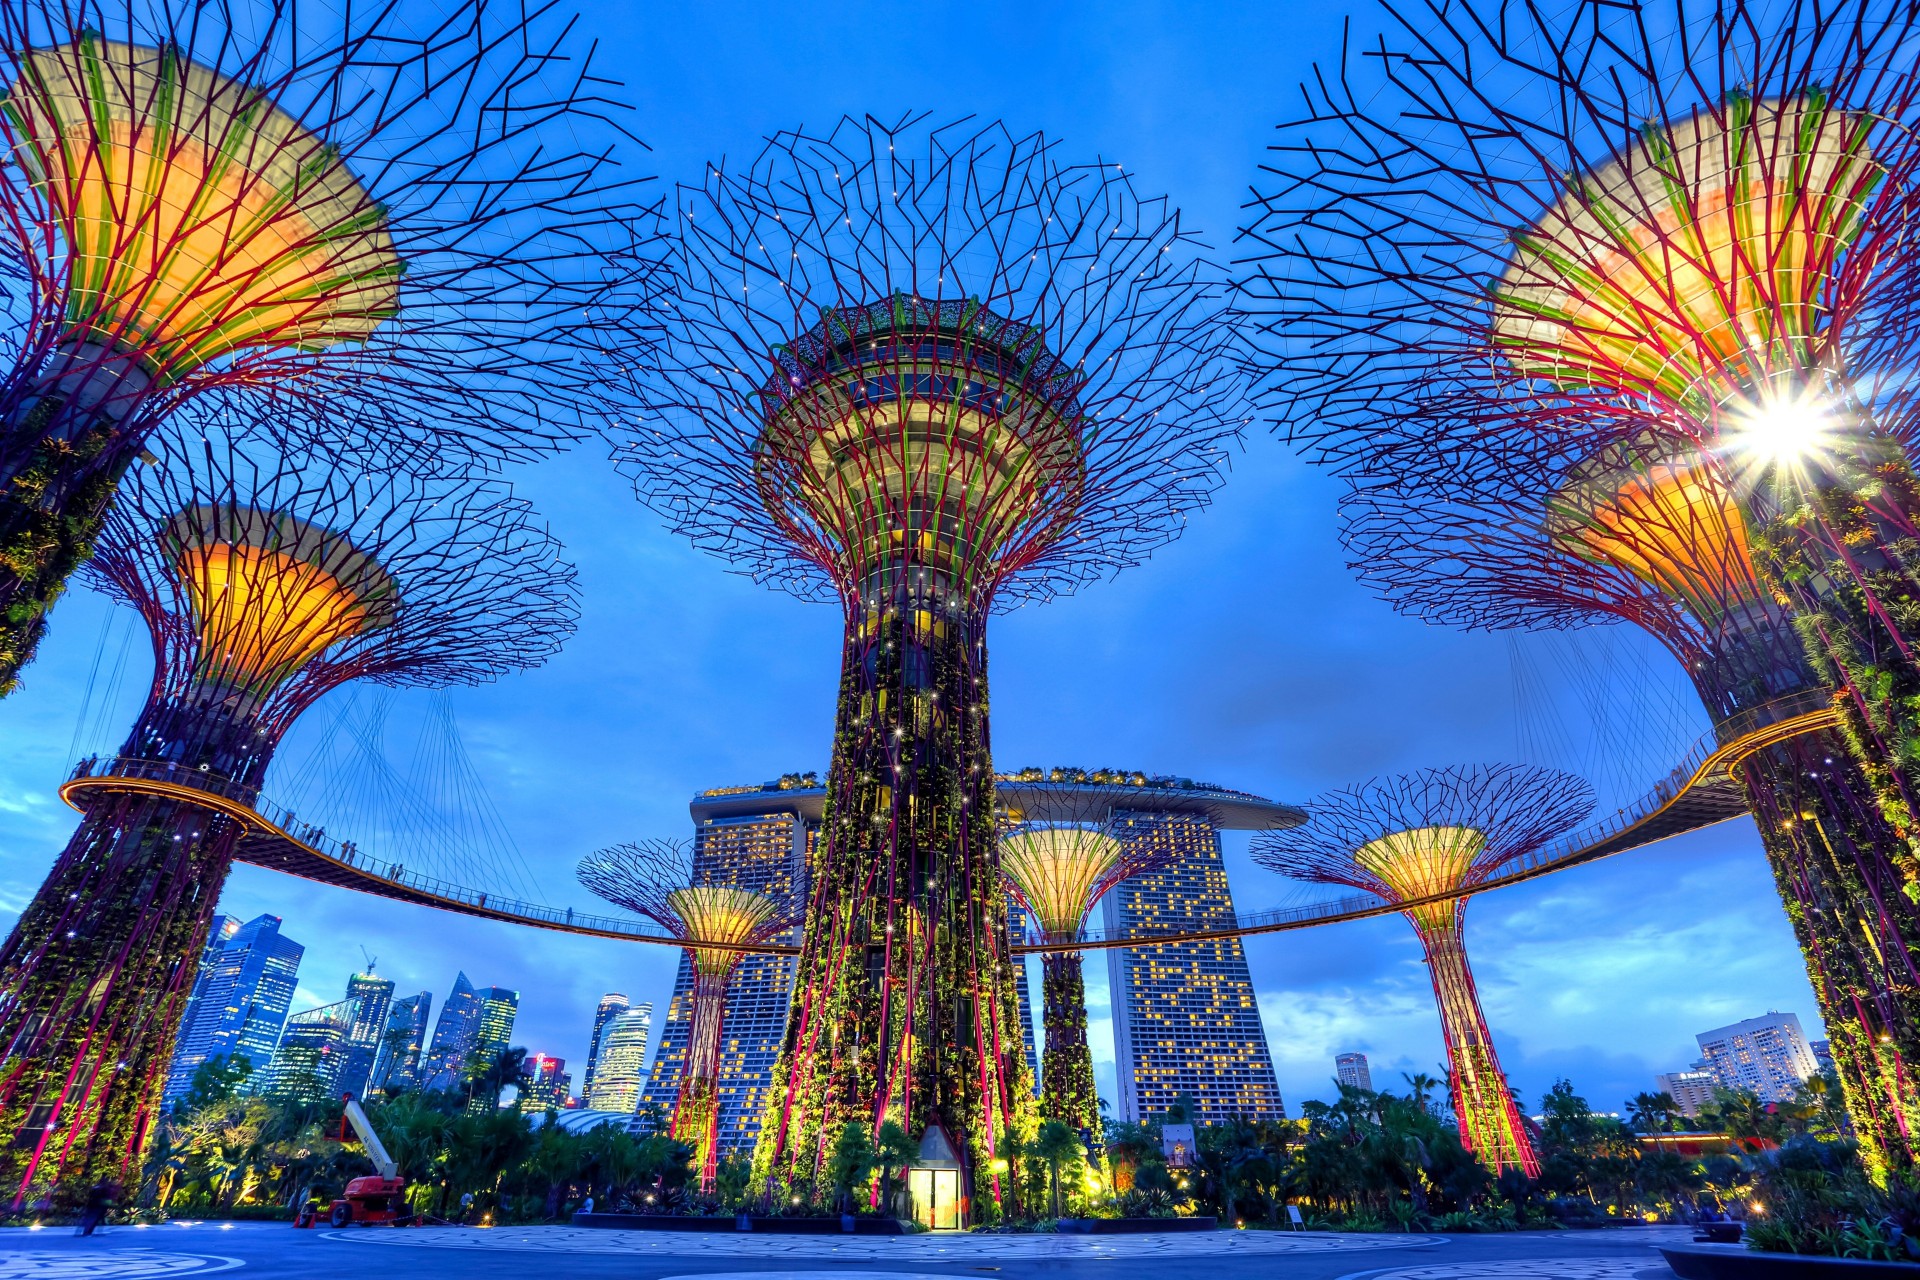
[642,770,1299,1157]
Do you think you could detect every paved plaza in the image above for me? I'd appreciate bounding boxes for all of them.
[0,1223,1695,1280]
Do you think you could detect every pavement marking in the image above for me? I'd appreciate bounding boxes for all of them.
[1335,1259,1661,1280]
[657,1273,959,1280]
[0,1253,243,1280]
[325,1225,1444,1258]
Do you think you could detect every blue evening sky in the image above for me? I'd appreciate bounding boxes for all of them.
[0,0,1821,1118]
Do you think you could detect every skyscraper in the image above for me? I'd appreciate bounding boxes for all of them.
[641,782,813,1155]
[582,993,628,1101]
[589,1005,654,1112]
[1655,1069,1720,1118]
[1696,1012,1820,1103]
[373,992,433,1095]
[518,1053,570,1112]
[338,972,396,1101]
[422,972,483,1090]
[259,999,355,1104]
[476,987,519,1063]
[1336,1053,1373,1092]
[656,772,1294,1144]
[163,914,304,1104]
[1101,791,1293,1125]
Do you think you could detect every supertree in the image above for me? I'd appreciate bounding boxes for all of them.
[997,787,1177,1139]
[1253,765,1595,1176]
[1237,0,1920,859]
[577,838,799,1192]
[1237,0,1920,1172]
[0,427,576,1204]
[1340,424,1920,1170]
[0,0,655,691]
[613,114,1245,1206]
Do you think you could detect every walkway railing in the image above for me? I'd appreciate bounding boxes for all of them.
[1049,690,1838,953]
[61,755,694,950]
[57,687,1840,955]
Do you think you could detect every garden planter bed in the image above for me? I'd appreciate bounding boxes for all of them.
[1661,1245,1920,1278]
[1055,1217,1217,1234]
[572,1212,907,1235]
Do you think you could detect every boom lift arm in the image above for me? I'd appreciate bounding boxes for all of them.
[340,1094,398,1179]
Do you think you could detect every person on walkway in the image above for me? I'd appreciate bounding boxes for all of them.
[75,1180,113,1236]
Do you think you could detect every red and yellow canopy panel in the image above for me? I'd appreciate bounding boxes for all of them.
[167,505,397,694]
[3,35,402,378]
[1547,441,1764,623]
[1492,96,1876,418]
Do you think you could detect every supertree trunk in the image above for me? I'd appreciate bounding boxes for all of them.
[0,348,158,693]
[675,970,730,1193]
[0,797,238,1210]
[1746,440,1920,845]
[1410,906,1540,1177]
[1738,732,1920,1173]
[1689,603,1920,1169]
[0,690,275,1205]
[1039,952,1099,1139]
[761,577,1031,1208]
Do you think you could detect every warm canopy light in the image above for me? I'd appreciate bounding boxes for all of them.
[3,35,402,378]
[1000,825,1128,941]
[665,885,785,975]
[167,506,396,694]
[1357,825,1482,897]
[756,296,1086,588]
[1546,440,1764,624]
[1493,96,1875,416]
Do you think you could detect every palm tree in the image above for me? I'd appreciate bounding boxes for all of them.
[873,1120,916,1216]
[1034,1120,1084,1219]
[1627,1091,1683,1135]
[826,1121,875,1214]
[462,1046,529,1114]
[1403,1072,1442,1113]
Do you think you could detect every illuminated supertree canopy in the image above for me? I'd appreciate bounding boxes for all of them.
[1237,0,1920,1173]
[998,786,1178,1138]
[0,428,576,1204]
[612,113,1245,1208]
[0,0,658,692]
[1342,425,1920,1171]
[578,838,798,1192]
[1254,765,1596,1177]
[1236,0,1920,838]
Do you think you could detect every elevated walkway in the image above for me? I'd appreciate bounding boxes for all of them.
[56,688,1838,955]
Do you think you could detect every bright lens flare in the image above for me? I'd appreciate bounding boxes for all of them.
[1728,391,1835,469]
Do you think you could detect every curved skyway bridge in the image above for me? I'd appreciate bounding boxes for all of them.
[57,688,1835,955]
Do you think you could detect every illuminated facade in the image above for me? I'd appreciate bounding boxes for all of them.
[582,994,628,1101]
[518,1054,571,1112]
[259,999,355,1104]
[338,972,395,1101]
[372,992,432,1095]
[1103,811,1287,1124]
[587,1006,654,1113]
[1697,1011,1820,1103]
[163,914,303,1103]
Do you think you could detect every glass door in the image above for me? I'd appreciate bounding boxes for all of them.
[906,1169,963,1230]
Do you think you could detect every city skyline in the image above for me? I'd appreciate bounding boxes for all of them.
[0,0,1826,1131]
